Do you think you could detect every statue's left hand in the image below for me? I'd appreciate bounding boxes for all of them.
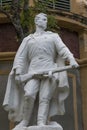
[70,60,79,68]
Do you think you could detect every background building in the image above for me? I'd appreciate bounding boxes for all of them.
[0,0,87,130]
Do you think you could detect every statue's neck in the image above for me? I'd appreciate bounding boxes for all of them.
[35,27,46,35]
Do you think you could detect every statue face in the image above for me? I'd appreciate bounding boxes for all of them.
[35,14,47,30]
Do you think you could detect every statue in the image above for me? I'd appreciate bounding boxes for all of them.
[3,13,79,130]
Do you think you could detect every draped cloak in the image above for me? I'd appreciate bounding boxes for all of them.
[3,31,74,122]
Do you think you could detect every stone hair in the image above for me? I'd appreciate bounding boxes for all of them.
[34,13,47,23]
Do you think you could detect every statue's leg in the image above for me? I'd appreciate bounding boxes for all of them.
[23,79,40,125]
[37,78,57,126]
[13,79,40,130]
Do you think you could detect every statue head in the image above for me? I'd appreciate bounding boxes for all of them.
[34,13,47,30]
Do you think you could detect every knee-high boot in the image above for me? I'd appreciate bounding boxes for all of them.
[23,97,35,125]
[37,99,49,126]
[13,97,34,130]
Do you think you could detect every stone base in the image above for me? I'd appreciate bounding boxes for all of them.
[12,122,63,130]
[25,122,63,130]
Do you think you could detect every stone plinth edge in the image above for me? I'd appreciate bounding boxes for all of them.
[26,122,63,130]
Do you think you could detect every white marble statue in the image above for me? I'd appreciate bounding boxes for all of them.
[3,13,79,130]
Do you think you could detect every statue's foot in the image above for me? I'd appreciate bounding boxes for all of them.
[38,123,45,126]
[12,120,28,130]
[37,121,46,126]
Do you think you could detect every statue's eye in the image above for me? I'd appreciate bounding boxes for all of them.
[43,19,47,21]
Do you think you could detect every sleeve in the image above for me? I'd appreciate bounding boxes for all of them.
[13,38,29,74]
[54,33,75,62]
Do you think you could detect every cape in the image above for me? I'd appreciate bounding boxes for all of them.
[3,33,69,122]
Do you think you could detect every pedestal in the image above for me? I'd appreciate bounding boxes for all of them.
[12,122,63,130]
[25,122,63,130]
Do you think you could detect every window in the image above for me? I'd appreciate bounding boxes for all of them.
[0,0,12,7]
[38,0,70,11]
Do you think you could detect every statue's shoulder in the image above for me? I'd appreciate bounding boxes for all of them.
[23,34,33,41]
[46,31,60,40]
[46,31,59,36]
[46,31,54,34]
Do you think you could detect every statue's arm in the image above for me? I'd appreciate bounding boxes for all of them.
[15,43,29,75]
[54,33,79,67]
[13,40,29,84]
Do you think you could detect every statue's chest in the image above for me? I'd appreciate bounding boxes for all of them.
[28,35,54,50]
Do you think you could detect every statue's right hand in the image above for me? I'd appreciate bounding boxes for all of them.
[15,74,21,85]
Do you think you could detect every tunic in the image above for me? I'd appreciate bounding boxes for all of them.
[16,32,73,73]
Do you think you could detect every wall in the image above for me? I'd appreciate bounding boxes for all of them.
[79,30,87,130]
[71,0,87,17]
